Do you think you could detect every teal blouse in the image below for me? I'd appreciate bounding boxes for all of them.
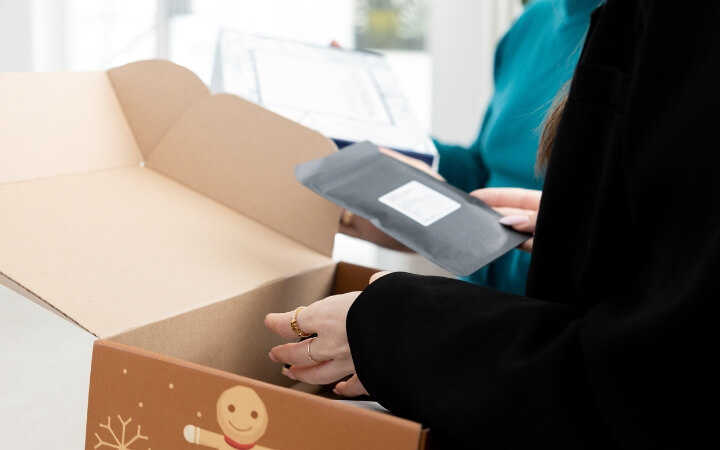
[435,0,600,294]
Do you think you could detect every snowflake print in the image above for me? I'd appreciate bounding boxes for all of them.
[94,415,148,450]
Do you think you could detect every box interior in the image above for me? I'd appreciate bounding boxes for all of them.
[110,262,379,387]
[0,60,341,340]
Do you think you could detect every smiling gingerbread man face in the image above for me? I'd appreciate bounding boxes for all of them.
[216,386,269,445]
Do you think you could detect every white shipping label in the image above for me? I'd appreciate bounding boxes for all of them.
[378,181,461,226]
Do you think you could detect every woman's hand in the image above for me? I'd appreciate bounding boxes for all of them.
[471,187,541,252]
[338,212,411,251]
[265,271,391,397]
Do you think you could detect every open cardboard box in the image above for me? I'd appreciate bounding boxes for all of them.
[0,60,429,450]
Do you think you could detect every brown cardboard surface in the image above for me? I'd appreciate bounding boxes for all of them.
[111,264,338,387]
[107,59,209,159]
[332,261,384,295]
[0,72,141,184]
[109,59,339,257]
[88,340,425,450]
[0,166,333,337]
[0,60,341,337]
[147,93,339,257]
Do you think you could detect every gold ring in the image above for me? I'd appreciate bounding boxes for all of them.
[340,210,355,226]
[290,306,312,338]
[307,337,319,365]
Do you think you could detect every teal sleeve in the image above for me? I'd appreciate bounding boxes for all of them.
[429,0,593,295]
[434,132,488,192]
[465,249,531,296]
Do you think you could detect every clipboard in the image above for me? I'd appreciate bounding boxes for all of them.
[211,31,438,167]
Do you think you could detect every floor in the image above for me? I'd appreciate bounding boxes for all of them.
[0,282,94,449]
[0,234,449,449]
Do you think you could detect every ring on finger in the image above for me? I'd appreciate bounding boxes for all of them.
[290,306,312,338]
[340,210,355,226]
[307,337,319,365]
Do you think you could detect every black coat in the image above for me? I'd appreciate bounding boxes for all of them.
[347,1,719,448]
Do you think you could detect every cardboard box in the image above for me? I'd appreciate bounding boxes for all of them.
[0,60,429,450]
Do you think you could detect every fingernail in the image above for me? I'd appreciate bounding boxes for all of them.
[286,369,297,380]
[333,388,341,396]
[268,352,277,363]
[499,215,529,226]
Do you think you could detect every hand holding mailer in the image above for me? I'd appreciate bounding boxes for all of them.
[295,142,531,276]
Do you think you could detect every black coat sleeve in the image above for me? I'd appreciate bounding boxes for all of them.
[348,274,610,449]
[347,2,720,448]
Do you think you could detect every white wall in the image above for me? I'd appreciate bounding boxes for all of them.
[0,0,33,71]
[429,0,522,145]
[31,0,68,71]
[1,0,520,143]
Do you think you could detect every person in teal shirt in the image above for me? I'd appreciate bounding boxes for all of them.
[434,0,600,294]
[341,0,599,294]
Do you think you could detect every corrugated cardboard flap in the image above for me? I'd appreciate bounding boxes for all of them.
[0,60,340,338]
[107,59,209,160]
[0,71,141,184]
[109,59,339,259]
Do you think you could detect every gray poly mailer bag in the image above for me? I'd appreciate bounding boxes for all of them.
[295,141,530,276]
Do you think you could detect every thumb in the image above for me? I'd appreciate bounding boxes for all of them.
[334,374,369,397]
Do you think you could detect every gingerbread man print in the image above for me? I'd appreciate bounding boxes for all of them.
[183,385,274,450]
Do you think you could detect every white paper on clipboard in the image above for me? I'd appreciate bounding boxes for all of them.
[211,31,438,168]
